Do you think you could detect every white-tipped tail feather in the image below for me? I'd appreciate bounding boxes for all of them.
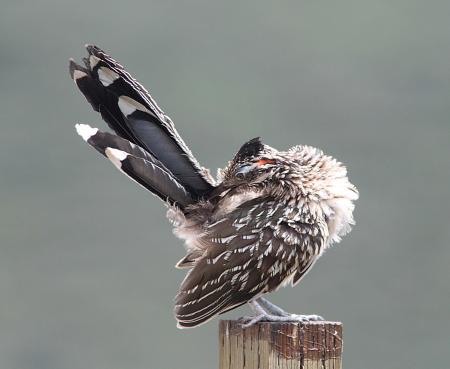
[74,123,194,208]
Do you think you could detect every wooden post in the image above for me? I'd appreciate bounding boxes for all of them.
[219,320,343,369]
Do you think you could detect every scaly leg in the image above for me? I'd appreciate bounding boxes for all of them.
[256,297,289,316]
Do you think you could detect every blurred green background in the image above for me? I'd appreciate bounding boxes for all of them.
[1,1,449,368]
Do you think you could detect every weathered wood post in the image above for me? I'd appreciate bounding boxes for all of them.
[219,320,343,369]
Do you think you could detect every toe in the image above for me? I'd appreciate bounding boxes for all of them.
[309,314,325,321]
[291,314,325,322]
[241,314,265,328]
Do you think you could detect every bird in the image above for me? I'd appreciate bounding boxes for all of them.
[69,45,359,329]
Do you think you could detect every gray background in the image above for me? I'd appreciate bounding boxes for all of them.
[1,1,449,368]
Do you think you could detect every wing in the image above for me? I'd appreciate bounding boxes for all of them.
[175,199,326,328]
[70,45,214,198]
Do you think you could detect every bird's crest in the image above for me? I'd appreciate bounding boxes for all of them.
[234,137,264,162]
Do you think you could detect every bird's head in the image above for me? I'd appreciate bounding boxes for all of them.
[219,137,281,186]
[220,138,358,204]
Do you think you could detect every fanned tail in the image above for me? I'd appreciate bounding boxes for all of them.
[69,45,214,199]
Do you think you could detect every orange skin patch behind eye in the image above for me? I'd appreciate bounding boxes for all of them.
[257,159,276,166]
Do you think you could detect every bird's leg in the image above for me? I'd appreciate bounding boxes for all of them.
[256,297,324,321]
[239,299,270,327]
[255,297,289,316]
[240,298,325,328]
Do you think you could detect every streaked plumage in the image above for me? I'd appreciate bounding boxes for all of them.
[70,45,359,329]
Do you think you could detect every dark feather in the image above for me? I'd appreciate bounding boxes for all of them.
[234,137,264,162]
[70,59,131,140]
[70,46,214,197]
[76,124,194,208]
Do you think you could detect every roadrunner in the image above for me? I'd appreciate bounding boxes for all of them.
[70,45,359,328]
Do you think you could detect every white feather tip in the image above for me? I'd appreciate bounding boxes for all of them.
[75,124,98,141]
[105,148,129,168]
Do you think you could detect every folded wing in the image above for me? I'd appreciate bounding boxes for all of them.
[175,200,324,328]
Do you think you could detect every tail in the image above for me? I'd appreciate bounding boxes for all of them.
[75,123,194,208]
[69,45,214,200]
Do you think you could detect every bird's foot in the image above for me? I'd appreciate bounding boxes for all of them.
[239,313,324,328]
